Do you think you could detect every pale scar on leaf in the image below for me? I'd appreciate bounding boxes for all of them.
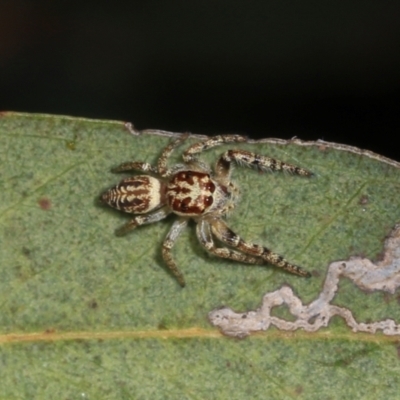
[209,223,400,338]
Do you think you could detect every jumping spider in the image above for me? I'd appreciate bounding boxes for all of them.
[101,134,312,287]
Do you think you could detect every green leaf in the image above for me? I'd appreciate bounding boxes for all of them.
[1,112,400,399]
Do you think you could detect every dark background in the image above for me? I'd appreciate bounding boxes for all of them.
[1,1,399,160]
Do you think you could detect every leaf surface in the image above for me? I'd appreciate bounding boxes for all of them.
[1,112,400,399]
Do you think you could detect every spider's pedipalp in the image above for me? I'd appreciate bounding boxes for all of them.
[162,218,189,286]
[115,207,170,236]
[209,218,311,278]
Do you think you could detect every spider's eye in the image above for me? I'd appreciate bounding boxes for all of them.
[204,196,213,208]
[204,181,215,192]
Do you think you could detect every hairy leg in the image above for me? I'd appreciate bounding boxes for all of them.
[162,218,189,287]
[182,134,312,183]
[182,135,247,164]
[196,219,264,266]
[115,207,170,236]
[112,161,158,174]
[209,218,311,277]
[157,134,189,177]
[217,149,313,177]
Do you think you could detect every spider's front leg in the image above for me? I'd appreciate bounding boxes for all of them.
[182,134,312,182]
[196,220,265,266]
[210,219,311,278]
[216,149,313,180]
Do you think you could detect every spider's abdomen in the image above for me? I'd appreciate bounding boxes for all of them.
[101,175,164,214]
[167,171,216,216]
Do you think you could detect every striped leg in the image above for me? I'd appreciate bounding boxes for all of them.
[162,218,189,287]
[112,161,158,174]
[182,134,312,181]
[196,220,265,266]
[182,135,247,164]
[157,134,189,177]
[209,219,311,277]
[217,149,313,178]
[115,207,170,236]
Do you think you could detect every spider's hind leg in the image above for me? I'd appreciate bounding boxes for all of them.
[162,218,189,287]
[111,161,158,174]
[209,219,311,278]
[114,207,170,236]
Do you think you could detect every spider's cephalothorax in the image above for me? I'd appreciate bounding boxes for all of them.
[101,134,313,287]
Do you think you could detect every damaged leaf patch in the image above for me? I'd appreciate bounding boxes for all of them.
[209,223,400,338]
